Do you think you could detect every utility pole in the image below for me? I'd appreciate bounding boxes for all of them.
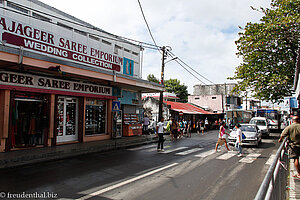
[158,46,166,120]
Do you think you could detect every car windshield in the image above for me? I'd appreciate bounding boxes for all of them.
[240,125,256,132]
[250,120,266,126]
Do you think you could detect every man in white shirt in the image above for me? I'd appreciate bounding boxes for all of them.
[235,124,243,157]
[156,117,165,152]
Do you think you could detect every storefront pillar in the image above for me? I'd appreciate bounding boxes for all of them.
[48,94,55,146]
[0,90,10,152]
[107,99,112,137]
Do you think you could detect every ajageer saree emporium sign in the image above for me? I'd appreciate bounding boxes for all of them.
[0,71,112,96]
[0,15,126,72]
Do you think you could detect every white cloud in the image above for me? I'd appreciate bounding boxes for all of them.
[39,0,271,94]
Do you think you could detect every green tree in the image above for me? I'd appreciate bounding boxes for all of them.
[164,79,188,102]
[229,0,300,103]
[147,74,160,84]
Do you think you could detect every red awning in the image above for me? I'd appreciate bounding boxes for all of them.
[164,101,214,114]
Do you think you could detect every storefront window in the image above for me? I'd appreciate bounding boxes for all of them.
[85,99,106,135]
[11,92,49,148]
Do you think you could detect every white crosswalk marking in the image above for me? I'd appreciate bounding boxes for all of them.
[265,154,276,165]
[239,153,261,163]
[161,147,188,154]
[128,144,157,151]
[175,148,203,155]
[195,149,216,158]
[216,151,238,160]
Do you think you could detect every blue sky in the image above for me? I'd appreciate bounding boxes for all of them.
[40,0,271,94]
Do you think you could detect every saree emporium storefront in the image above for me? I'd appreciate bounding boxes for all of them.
[0,0,163,152]
[0,70,116,151]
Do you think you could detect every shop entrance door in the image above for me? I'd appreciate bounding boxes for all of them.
[56,97,78,143]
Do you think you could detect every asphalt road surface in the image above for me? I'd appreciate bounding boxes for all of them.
[0,130,281,200]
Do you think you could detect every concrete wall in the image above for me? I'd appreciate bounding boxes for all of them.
[188,95,223,113]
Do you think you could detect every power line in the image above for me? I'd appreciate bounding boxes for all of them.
[4,1,222,88]
[137,0,161,52]
[167,53,206,85]
[168,51,215,85]
[0,5,161,51]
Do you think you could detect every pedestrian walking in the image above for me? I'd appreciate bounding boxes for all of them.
[187,120,192,137]
[196,119,201,135]
[156,117,165,152]
[215,122,230,152]
[142,115,150,134]
[171,118,179,141]
[200,120,205,135]
[205,118,209,130]
[278,116,300,179]
[234,124,243,157]
[182,119,187,137]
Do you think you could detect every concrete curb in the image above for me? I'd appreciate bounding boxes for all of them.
[0,135,158,169]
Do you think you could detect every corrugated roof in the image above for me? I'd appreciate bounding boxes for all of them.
[164,101,214,114]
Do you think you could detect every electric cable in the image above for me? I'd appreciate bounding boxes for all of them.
[0,4,161,50]
[137,0,161,52]
[3,1,221,87]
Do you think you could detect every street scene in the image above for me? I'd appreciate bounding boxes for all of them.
[0,130,281,200]
[0,0,299,200]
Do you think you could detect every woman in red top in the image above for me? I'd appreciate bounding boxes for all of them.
[215,122,230,152]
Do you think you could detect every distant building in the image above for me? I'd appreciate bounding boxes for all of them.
[188,83,242,113]
[142,96,215,122]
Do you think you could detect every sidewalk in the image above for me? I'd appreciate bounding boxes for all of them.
[289,161,300,199]
[0,134,158,169]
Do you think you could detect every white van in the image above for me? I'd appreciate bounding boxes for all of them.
[249,117,270,137]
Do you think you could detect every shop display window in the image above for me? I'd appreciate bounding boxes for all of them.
[85,99,106,135]
[10,93,48,148]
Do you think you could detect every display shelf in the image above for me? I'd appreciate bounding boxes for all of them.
[123,113,142,136]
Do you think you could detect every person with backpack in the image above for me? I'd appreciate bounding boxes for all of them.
[234,124,244,157]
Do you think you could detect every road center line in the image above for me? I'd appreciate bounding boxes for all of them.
[77,163,179,200]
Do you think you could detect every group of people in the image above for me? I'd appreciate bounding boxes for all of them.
[215,122,243,157]
[156,117,193,152]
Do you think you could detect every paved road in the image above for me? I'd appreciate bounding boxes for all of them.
[0,130,281,200]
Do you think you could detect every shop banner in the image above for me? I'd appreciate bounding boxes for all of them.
[0,14,139,72]
[0,71,112,96]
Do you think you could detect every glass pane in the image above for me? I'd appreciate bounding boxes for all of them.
[65,100,76,135]
[57,98,64,136]
[85,99,106,135]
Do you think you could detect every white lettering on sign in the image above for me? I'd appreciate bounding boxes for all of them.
[0,15,127,72]
[0,71,112,96]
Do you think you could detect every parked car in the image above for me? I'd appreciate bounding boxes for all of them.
[228,124,262,147]
[249,117,270,137]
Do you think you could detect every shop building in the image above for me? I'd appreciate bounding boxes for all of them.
[0,0,163,152]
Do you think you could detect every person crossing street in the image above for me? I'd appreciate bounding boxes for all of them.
[156,117,165,152]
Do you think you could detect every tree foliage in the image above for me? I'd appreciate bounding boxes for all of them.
[229,0,300,103]
[164,79,189,102]
[147,74,189,102]
[147,74,160,84]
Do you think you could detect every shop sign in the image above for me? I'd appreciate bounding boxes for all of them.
[0,71,112,96]
[0,15,139,72]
